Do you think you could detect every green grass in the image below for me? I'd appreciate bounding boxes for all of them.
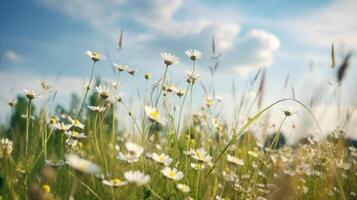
[1,50,356,200]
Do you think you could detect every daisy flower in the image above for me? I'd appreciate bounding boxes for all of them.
[87,105,106,113]
[95,85,110,99]
[186,71,200,84]
[0,138,13,157]
[145,106,163,124]
[117,142,144,163]
[227,154,244,166]
[66,138,80,149]
[204,97,214,107]
[23,89,37,100]
[115,92,124,102]
[190,163,206,170]
[65,131,87,140]
[176,183,190,193]
[144,73,151,80]
[161,167,184,181]
[175,88,185,97]
[184,147,212,164]
[68,117,85,129]
[185,49,202,61]
[160,52,179,66]
[66,153,101,174]
[124,170,150,186]
[247,151,259,158]
[112,62,127,72]
[7,98,16,107]
[147,152,173,166]
[86,50,101,62]
[102,178,127,188]
[45,159,65,168]
[42,184,51,193]
[53,122,72,132]
[127,68,138,76]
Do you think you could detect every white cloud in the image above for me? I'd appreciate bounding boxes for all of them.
[0,70,84,114]
[38,0,279,75]
[3,50,25,63]
[225,29,280,74]
[282,0,357,50]
[213,23,240,51]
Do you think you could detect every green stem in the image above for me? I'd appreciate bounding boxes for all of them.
[155,65,168,107]
[195,168,202,200]
[146,185,164,200]
[77,61,96,119]
[206,98,324,176]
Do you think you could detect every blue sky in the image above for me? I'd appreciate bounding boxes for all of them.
[1,0,357,139]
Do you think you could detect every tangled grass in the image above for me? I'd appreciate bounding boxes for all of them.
[0,46,356,200]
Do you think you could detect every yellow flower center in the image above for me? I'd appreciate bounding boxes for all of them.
[150,111,160,120]
[168,170,176,178]
[100,91,109,99]
[159,155,166,162]
[91,52,101,62]
[72,131,80,137]
[50,117,57,125]
[42,184,51,193]
[74,119,81,126]
[113,179,122,185]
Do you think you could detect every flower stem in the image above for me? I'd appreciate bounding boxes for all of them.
[77,61,96,119]
[155,65,168,107]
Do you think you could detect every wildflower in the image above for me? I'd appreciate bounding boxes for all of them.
[113,62,127,72]
[95,86,110,99]
[185,49,202,61]
[190,163,206,170]
[227,154,244,166]
[115,93,124,102]
[86,50,101,62]
[45,159,65,168]
[53,122,72,132]
[117,142,144,163]
[185,148,212,164]
[204,97,214,107]
[248,151,259,158]
[23,89,36,100]
[145,106,163,124]
[65,131,87,140]
[176,183,190,193]
[42,184,51,193]
[66,153,101,174]
[40,80,50,91]
[87,105,106,113]
[127,68,138,76]
[160,52,179,66]
[8,98,16,107]
[102,179,127,188]
[66,138,79,149]
[111,81,121,90]
[144,73,151,80]
[161,167,184,181]
[124,170,150,186]
[148,152,173,166]
[49,116,57,125]
[186,71,200,84]
[175,88,185,97]
[216,195,226,200]
[163,83,177,93]
[0,138,13,157]
[68,117,85,129]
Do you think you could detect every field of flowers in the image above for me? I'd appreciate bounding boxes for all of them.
[0,44,356,200]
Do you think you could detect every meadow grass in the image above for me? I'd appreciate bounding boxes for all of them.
[0,46,356,200]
